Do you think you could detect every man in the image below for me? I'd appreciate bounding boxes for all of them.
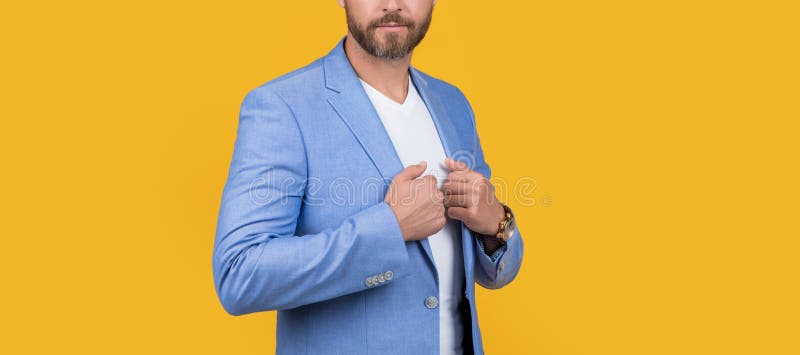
[212,1,524,354]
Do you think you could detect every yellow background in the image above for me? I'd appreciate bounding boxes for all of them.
[2,1,798,354]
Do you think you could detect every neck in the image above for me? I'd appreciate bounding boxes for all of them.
[344,33,412,104]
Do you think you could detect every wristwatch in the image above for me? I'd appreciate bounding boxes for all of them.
[494,203,516,243]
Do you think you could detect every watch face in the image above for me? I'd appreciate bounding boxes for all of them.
[503,217,515,240]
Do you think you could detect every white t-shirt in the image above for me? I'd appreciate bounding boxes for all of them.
[360,75,467,355]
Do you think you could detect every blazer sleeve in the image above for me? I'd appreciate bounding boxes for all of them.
[212,88,411,315]
[458,89,524,290]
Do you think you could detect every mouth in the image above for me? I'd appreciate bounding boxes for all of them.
[375,22,408,31]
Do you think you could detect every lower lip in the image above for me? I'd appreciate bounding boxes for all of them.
[377,26,407,32]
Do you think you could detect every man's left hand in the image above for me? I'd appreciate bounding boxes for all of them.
[441,157,505,236]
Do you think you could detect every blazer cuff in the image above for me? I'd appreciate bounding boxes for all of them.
[475,234,508,263]
[357,201,412,287]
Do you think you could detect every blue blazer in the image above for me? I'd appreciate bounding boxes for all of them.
[213,37,524,354]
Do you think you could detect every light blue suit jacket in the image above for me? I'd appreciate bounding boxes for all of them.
[212,37,524,354]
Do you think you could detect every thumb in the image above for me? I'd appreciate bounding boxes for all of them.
[396,161,427,181]
[445,157,470,172]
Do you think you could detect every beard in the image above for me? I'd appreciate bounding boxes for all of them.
[346,7,433,60]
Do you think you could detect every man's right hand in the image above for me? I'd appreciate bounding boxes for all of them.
[384,161,446,242]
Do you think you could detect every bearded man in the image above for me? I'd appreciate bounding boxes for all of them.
[212,1,524,354]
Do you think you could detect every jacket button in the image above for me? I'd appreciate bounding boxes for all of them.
[365,277,374,287]
[425,296,438,309]
[377,273,386,283]
[384,270,393,280]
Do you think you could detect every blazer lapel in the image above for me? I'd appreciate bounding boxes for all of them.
[409,66,475,283]
[323,37,469,275]
[324,39,405,185]
[408,67,463,165]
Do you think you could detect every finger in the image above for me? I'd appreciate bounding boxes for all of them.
[421,174,438,187]
[441,180,470,195]
[445,157,470,172]
[396,161,427,181]
[445,171,473,183]
[443,194,471,208]
[446,206,469,221]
